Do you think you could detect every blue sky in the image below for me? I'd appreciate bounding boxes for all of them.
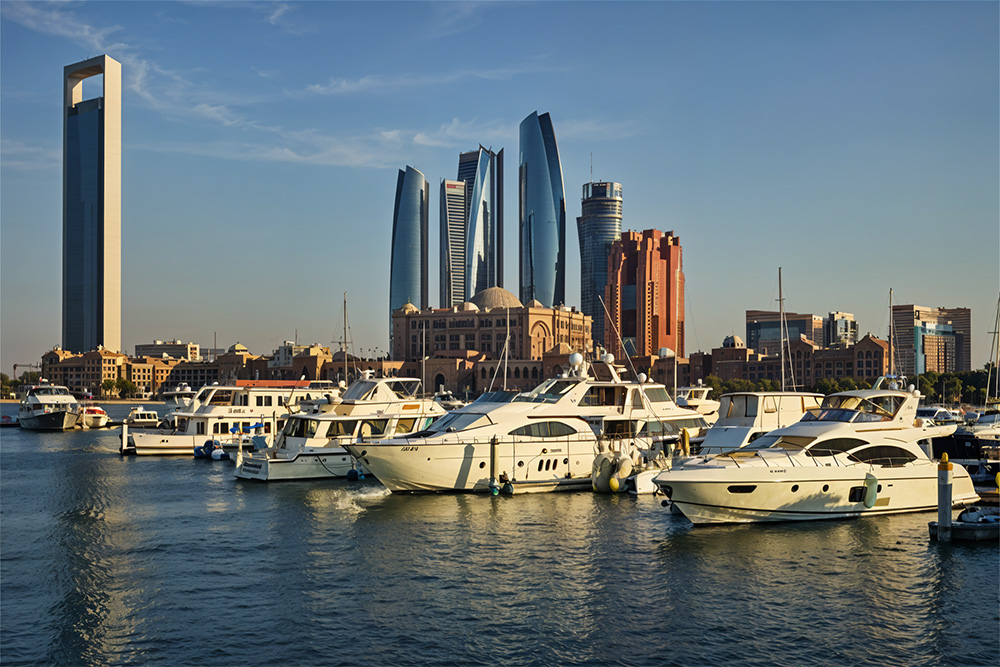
[2,1,998,374]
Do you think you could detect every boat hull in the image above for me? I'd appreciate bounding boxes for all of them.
[18,410,78,431]
[234,448,362,481]
[124,430,272,456]
[656,464,980,524]
[349,438,597,493]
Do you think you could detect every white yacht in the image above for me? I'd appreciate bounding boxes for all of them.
[346,355,708,494]
[234,377,446,481]
[17,383,80,430]
[674,383,721,424]
[163,382,196,407]
[653,378,979,524]
[124,406,162,428]
[78,404,110,429]
[121,382,309,455]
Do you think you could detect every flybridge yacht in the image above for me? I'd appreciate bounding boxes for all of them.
[696,391,824,453]
[18,382,80,430]
[346,355,709,494]
[653,378,979,524]
[234,377,447,481]
[163,382,196,407]
[674,384,721,424]
[121,381,312,456]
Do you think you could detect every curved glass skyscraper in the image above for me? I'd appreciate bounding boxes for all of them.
[518,111,565,307]
[577,182,623,347]
[390,166,429,340]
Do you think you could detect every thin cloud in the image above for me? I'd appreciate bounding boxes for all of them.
[0,140,60,171]
[305,62,560,96]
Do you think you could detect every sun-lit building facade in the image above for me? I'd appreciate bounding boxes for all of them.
[577,181,623,348]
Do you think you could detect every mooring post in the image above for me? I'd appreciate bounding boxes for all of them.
[937,453,953,543]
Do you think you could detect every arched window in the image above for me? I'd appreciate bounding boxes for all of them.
[531,367,539,379]
[481,368,488,379]
[514,368,521,379]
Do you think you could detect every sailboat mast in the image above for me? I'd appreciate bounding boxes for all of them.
[778,267,786,391]
[889,288,894,377]
[343,292,348,385]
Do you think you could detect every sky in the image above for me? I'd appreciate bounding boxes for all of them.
[2,0,998,376]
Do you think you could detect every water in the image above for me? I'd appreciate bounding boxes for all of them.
[2,403,998,666]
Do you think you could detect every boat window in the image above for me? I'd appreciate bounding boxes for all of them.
[327,420,359,437]
[509,421,578,438]
[743,434,817,451]
[847,445,918,467]
[359,420,389,438]
[517,379,579,404]
[642,387,671,403]
[720,396,733,419]
[395,418,418,434]
[762,396,777,414]
[820,394,903,421]
[388,380,420,399]
[208,390,234,405]
[730,395,747,418]
[745,396,759,418]
[427,411,493,433]
[580,386,625,407]
[806,438,869,457]
[341,381,377,401]
[603,420,640,437]
[472,391,521,404]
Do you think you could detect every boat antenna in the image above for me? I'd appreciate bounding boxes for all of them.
[777,267,795,391]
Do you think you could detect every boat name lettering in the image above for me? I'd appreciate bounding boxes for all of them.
[769,469,786,474]
[400,446,419,452]
[228,408,248,414]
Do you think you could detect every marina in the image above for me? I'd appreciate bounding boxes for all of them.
[2,401,997,666]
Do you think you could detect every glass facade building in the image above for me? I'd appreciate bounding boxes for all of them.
[390,166,429,342]
[577,182,622,347]
[441,147,503,306]
[63,55,121,353]
[518,111,565,307]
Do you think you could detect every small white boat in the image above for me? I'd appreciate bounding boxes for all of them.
[654,377,980,524]
[234,377,446,482]
[78,405,110,429]
[124,406,161,428]
[17,382,79,431]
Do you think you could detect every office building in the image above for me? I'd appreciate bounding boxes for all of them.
[63,55,122,353]
[518,111,566,307]
[745,310,825,355]
[134,339,201,361]
[390,166,429,343]
[605,230,684,359]
[891,305,972,375]
[577,182,623,348]
[440,146,504,307]
[825,312,858,347]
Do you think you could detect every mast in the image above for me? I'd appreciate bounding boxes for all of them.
[987,292,1000,406]
[778,267,786,391]
[888,288,894,377]
[343,292,348,385]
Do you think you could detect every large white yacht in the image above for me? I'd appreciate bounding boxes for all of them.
[121,381,311,455]
[346,356,708,494]
[234,377,447,482]
[653,378,979,524]
[17,382,80,430]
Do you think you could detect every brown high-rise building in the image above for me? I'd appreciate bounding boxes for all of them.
[604,229,684,359]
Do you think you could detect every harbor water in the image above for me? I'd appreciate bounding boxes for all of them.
[2,403,998,666]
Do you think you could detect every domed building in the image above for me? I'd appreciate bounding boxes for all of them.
[391,286,592,365]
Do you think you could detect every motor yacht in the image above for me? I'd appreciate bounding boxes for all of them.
[653,378,979,524]
[124,406,162,429]
[121,381,311,455]
[674,383,721,424]
[346,355,708,494]
[234,377,447,481]
[78,405,110,429]
[163,382,196,407]
[17,383,80,430]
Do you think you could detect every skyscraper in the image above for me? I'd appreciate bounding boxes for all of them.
[605,230,684,359]
[519,111,566,307]
[63,55,121,353]
[390,166,429,341]
[440,146,503,306]
[577,182,623,348]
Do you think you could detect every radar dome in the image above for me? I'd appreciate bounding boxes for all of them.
[569,352,583,367]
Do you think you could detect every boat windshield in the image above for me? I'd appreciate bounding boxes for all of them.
[976,412,1000,425]
[341,381,378,401]
[472,391,521,405]
[741,434,817,451]
[424,411,493,433]
[516,379,580,404]
[33,387,70,396]
[802,394,904,423]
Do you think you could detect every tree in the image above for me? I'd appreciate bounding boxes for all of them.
[755,379,780,392]
[722,378,756,394]
[101,379,117,398]
[116,378,138,398]
[702,375,723,400]
[813,378,840,395]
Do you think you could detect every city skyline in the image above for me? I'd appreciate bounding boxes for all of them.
[1,2,997,374]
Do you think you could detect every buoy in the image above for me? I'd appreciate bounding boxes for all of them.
[346,469,359,481]
[609,454,633,493]
[863,473,878,508]
[592,452,615,492]
[211,448,229,461]
[501,482,513,495]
